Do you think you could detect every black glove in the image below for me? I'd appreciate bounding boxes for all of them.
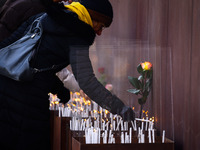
[120,106,135,122]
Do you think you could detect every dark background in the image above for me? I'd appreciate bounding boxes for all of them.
[90,0,200,150]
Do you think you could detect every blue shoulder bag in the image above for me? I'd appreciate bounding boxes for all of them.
[0,14,64,81]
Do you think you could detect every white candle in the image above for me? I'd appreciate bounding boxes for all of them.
[135,118,150,122]
[134,120,137,131]
[89,128,93,144]
[103,121,105,130]
[92,129,95,144]
[121,132,124,143]
[138,127,141,143]
[162,130,165,143]
[101,119,103,130]
[104,130,108,144]
[94,130,98,144]
[111,134,115,144]
[70,120,72,130]
[108,130,112,143]
[85,128,88,144]
[141,121,144,131]
[152,129,155,143]
[129,128,132,143]
[131,121,134,129]
[58,107,61,117]
[98,128,101,144]
[110,113,113,121]
[125,122,128,130]
[113,120,116,131]
[125,132,129,143]
[148,129,152,143]
[102,132,105,143]
[145,117,148,131]
[141,133,145,143]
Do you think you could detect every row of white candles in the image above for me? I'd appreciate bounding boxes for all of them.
[85,127,101,144]
[49,93,166,144]
[84,127,165,144]
[69,116,154,132]
[70,116,128,131]
[70,117,165,144]
[49,93,154,131]
[68,114,153,131]
[85,127,117,144]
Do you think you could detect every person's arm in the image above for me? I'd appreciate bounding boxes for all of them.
[69,45,135,121]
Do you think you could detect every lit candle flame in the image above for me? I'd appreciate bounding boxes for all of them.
[152,117,155,122]
[105,110,109,114]
[75,92,80,96]
[54,101,59,105]
[78,107,84,111]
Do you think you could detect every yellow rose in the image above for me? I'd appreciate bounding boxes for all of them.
[141,62,152,71]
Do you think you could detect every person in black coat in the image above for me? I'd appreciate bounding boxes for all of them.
[0,0,135,149]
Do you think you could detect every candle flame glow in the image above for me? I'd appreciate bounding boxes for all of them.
[75,92,80,96]
[105,110,109,114]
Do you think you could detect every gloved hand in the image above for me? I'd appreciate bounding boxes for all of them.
[120,106,135,122]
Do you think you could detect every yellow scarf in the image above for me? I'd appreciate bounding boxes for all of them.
[64,2,93,27]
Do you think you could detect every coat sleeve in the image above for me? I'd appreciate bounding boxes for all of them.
[69,45,125,115]
[51,74,70,104]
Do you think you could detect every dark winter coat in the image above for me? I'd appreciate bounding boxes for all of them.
[0,4,126,150]
[0,0,6,8]
[0,0,47,42]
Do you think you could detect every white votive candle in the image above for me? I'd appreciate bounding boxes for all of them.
[148,129,152,143]
[152,129,155,143]
[162,130,165,143]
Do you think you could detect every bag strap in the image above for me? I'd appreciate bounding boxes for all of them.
[32,62,68,73]
[28,13,46,36]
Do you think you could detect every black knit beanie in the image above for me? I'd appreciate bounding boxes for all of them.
[80,0,113,27]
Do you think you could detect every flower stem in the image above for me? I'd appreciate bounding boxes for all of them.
[139,104,144,119]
